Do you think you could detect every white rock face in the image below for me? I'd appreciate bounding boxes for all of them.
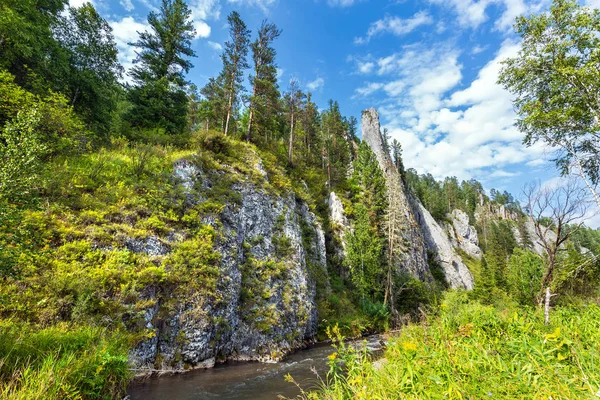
[523,216,557,256]
[328,191,351,255]
[329,192,349,229]
[448,209,482,259]
[129,158,328,371]
[414,202,474,290]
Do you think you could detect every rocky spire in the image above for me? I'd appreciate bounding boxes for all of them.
[361,108,433,282]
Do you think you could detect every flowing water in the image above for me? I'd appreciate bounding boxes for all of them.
[127,336,384,400]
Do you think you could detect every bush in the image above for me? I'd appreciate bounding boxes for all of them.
[0,108,46,202]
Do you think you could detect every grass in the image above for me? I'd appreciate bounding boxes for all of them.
[0,322,131,399]
[305,291,600,399]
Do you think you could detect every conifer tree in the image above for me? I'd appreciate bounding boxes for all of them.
[302,92,320,154]
[127,0,196,134]
[219,11,250,136]
[391,139,405,181]
[200,76,226,131]
[346,142,388,299]
[246,20,281,143]
[285,78,303,166]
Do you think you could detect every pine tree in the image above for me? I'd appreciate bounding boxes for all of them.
[246,20,281,143]
[200,76,226,131]
[391,139,405,181]
[302,92,320,154]
[285,78,303,166]
[219,11,250,136]
[346,142,388,299]
[127,0,196,134]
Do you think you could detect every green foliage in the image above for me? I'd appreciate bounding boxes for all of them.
[0,0,66,87]
[345,212,384,299]
[214,11,250,135]
[246,21,281,143]
[0,70,89,154]
[405,169,486,222]
[499,0,600,186]
[312,292,600,399]
[506,249,544,306]
[0,108,46,202]
[344,142,387,300]
[553,243,600,302]
[127,0,196,134]
[478,220,518,292]
[53,3,122,139]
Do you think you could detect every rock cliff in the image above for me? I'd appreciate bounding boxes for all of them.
[361,108,433,282]
[130,158,327,371]
[413,202,475,289]
[361,108,475,289]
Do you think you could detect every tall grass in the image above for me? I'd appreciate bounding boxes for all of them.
[0,321,131,399]
[309,291,600,399]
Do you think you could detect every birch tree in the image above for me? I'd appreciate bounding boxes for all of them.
[499,0,600,208]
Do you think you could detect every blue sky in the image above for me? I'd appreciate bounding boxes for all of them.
[71,0,600,202]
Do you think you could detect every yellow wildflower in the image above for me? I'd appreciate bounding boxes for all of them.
[402,342,418,352]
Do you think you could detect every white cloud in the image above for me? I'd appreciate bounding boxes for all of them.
[355,82,383,97]
[472,45,487,54]
[489,169,521,178]
[193,20,211,38]
[307,77,325,91]
[357,61,374,74]
[120,0,134,11]
[359,40,550,182]
[189,0,220,20]
[355,11,433,44]
[526,159,546,167]
[429,0,491,28]
[428,0,549,31]
[328,0,362,7]
[207,41,222,51]
[109,16,150,81]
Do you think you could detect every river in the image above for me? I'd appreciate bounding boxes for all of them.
[127,336,384,400]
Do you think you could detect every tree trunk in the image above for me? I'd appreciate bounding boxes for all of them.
[246,108,254,142]
[544,286,551,325]
[224,72,236,136]
[224,96,233,136]
[246,71,259,142]
[288,110,294,166]
[71,87,80,107]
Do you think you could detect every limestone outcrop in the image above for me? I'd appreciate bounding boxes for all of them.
[413,202,474,289]
[447,209,482,259]
[130,159,328,371]
[361,108,432,282]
